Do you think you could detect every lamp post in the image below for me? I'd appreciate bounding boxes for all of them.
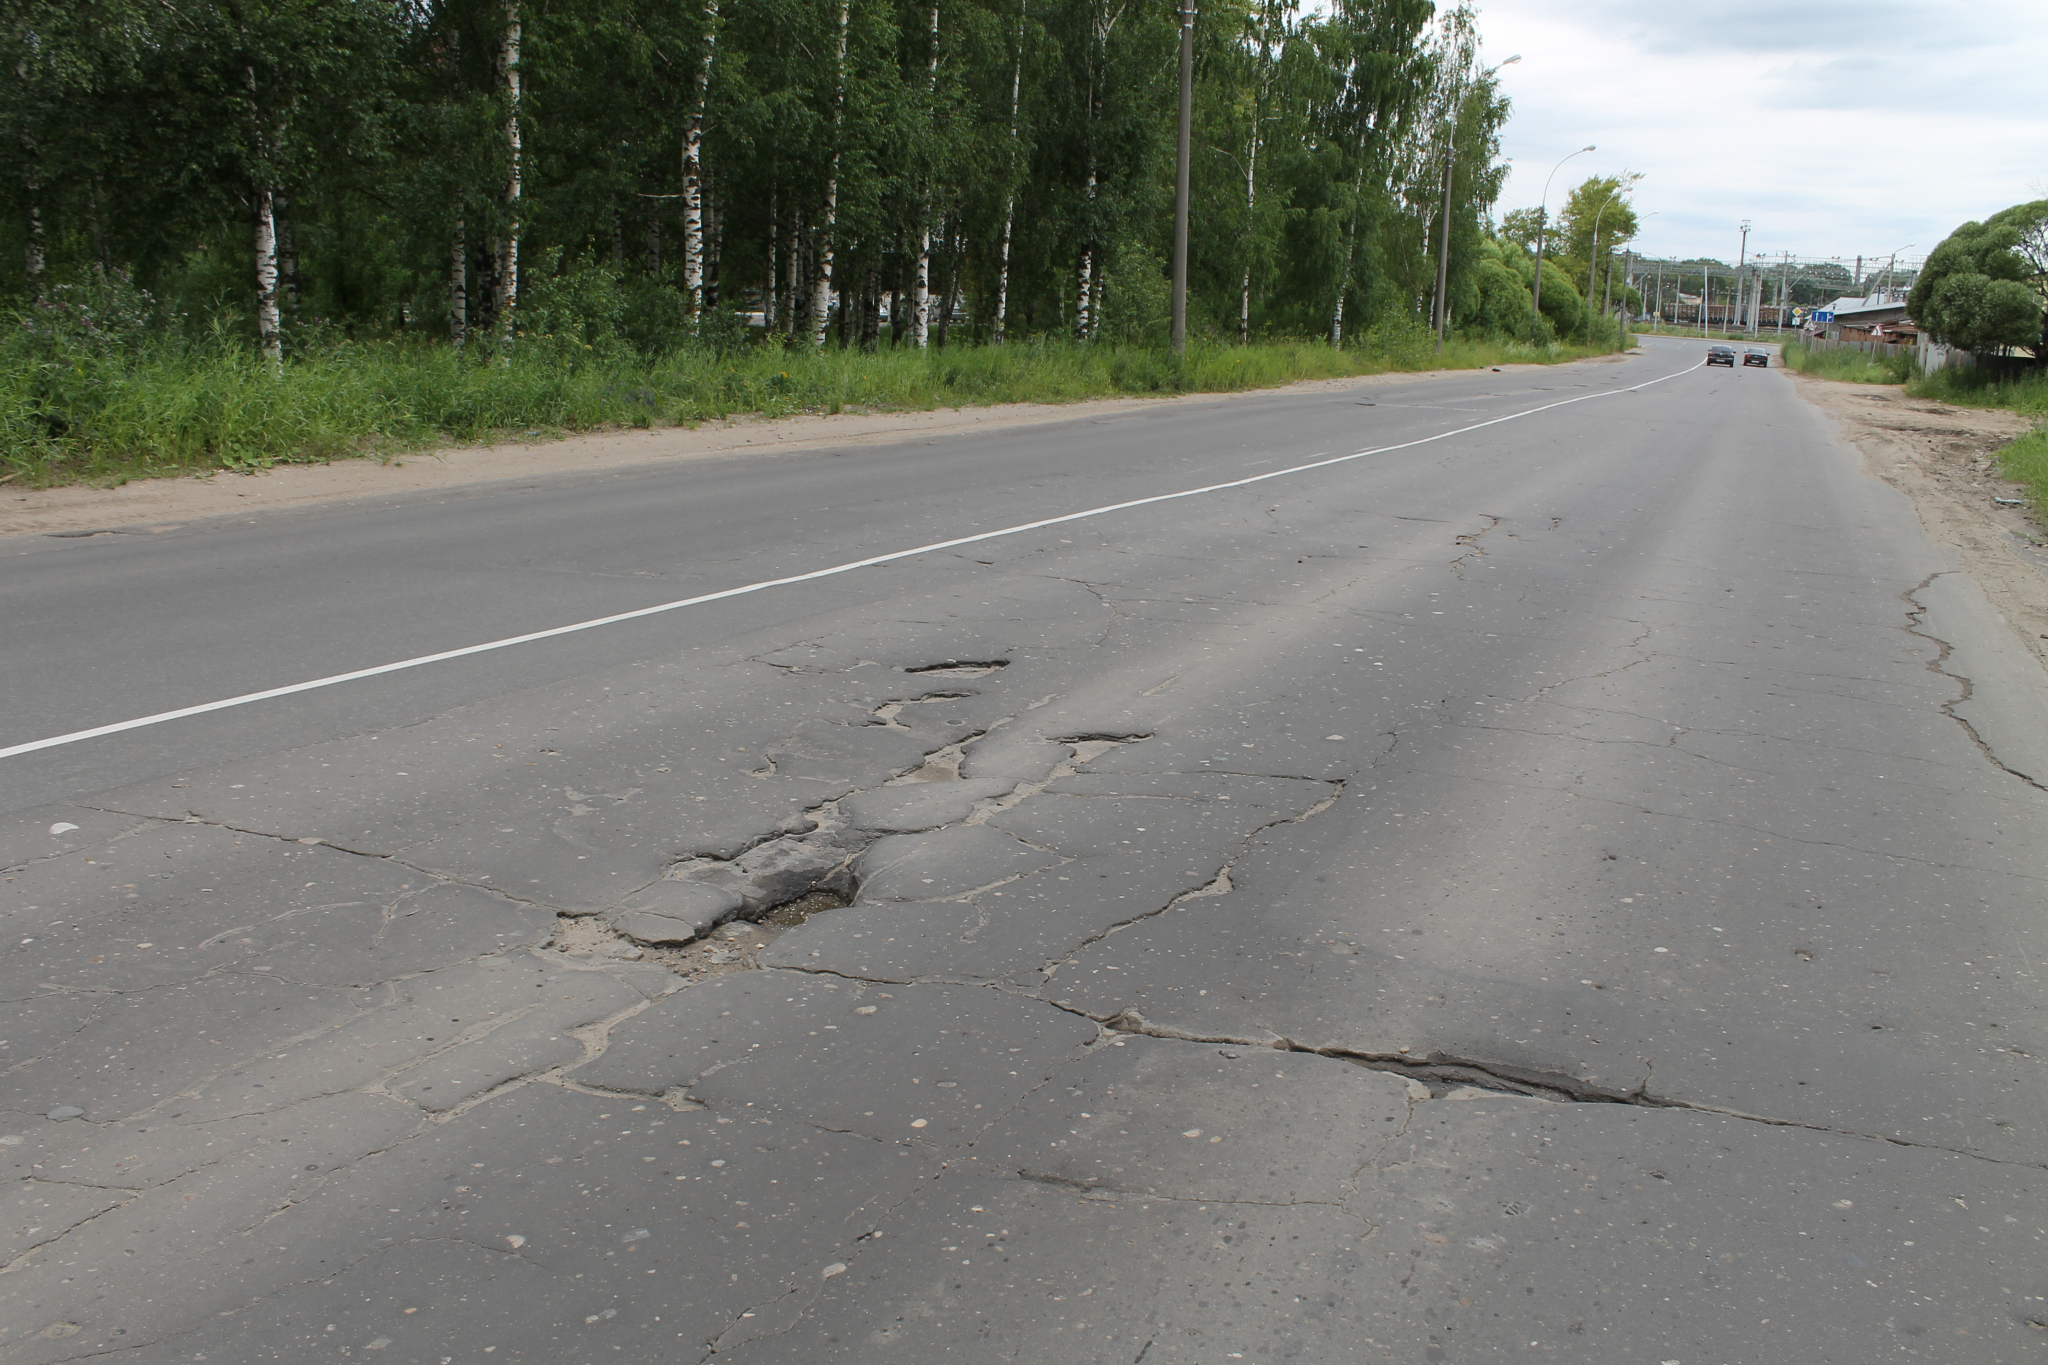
[1530,143,1594,331]
[1584,191,1619,340]
[1168,0,1195,355]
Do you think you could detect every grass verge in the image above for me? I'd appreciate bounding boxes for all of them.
[1781,341,1913,384]
[1999,426,2048,515]
[4,330,1627,488]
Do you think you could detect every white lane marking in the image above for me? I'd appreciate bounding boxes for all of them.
[2,361,1700,760]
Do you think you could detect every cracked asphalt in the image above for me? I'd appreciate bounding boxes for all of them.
[3,334,2045,1362]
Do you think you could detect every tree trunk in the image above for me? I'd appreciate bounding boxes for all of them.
[859,261,881,351]
[275,194,300,314]
[450,218,468,346]
[1241,2,1273,346]
[25,203,44,303]
[809,0,850,349]
[937,225,961,347]
[782,215,798,341]
[707,190,722,306]
[1330,164,1364,346]
[254,188,282,371]
[495,0,523,349]
[992,0,1025,344]
[909,1,939,348]
[765,187,779,329]
[682,0,719,318]
[644,214,661,276]
[1238,136,1256,344]
[1075,166,1098,340]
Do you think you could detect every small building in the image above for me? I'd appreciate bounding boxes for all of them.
[1820,296,1910,342]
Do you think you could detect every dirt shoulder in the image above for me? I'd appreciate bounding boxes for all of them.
[0,354,1627,540]
[1790,369,2048,672]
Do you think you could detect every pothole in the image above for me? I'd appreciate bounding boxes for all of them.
[557,889,851,981]
[903,660,1008,678]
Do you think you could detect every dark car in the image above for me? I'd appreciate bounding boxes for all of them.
[1706,345,1735,366]
[1743,348,1771,367]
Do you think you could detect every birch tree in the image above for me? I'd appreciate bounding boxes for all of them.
[681,0,718,318]
[494,0,522,347]
[809,0,849,348]
[909,0,939,347]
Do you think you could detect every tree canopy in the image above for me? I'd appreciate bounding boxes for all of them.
[1908,200,2048,354]
[0,0,1531,351]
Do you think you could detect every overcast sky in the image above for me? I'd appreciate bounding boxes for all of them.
[1478,0,2048,269]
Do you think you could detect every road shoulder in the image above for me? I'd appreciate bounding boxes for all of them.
[0,354,1633,541]
[1790,368,2048,678]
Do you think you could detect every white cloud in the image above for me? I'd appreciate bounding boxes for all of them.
[1477,0,2048,264]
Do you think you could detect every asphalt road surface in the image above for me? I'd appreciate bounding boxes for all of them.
[4,334,2044,1363]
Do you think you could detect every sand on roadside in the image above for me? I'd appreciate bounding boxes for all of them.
[0,354,1626,541]
[1790,369,2048,674]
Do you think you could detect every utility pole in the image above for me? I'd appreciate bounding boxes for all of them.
[1169,0,1194,355]
[1735,220,1751,335]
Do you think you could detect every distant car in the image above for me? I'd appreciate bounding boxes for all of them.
[1743,348,1770,367]
[1706,345,1735,367]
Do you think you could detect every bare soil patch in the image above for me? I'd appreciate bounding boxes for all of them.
[1791,371,2048,672]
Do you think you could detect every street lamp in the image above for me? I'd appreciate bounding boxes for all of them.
[1584,187,1628,340]
[1530,143,1594,331]
[1432,54,1518,353]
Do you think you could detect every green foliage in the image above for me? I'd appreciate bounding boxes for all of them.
[3,0,1526,357]
[1996,425,2048,516]
[1,325,1630,485]
[1908,362,2048,417]
[1908,201,2048,353]
[1783,341,1912,385]
[1534,259,1582,335]
[1556,174,1640,267]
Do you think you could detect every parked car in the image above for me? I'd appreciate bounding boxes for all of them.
[1743,348,1771,368]
[1706,345,1735,367]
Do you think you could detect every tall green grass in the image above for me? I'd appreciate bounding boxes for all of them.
[1781,341,1914,384]
[2,323,1627,487]
[1907,363,2048,417]
[1998,426,2048,515]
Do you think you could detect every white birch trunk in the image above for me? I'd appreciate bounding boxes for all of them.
[1074,165,1096,340]
[994,205,1015,344]
[254,188,282,372]
[1330,165,1364,346]
[682,0,719,319]
[992,0,1025,344]
[1240,4,1272,346]
[25,203,45,302]
[495,0,523,349]
[1075,247,1093,340]
[909,2,939,348]
[809,0,850,349]
[450,218,468,346]
[788,214,804,337]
